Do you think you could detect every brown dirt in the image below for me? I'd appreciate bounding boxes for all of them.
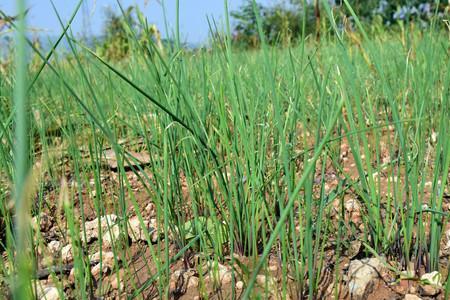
[3,128,449,300]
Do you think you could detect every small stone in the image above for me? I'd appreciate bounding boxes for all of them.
[404,294,422,300]
[420,285,440,296]
[169,269,197,292]
[268,264,278,272]
[236,281,244,290]
[256,274,266,285]
[221,271,232,284]
[89,251,117,277]
[110,276,119,290]
[47,241,61,255]
[348,257,385,300]
[145,203,156,217]
[110,276,124,291]
[420,271,442,296]
[68,268,75,283]
[409,284,418,294]
[90,251,117,266]
[187,276,199,288]
[127,216,150,243]
[204,262,233,285]
[150,230,160,243]
[90,253,117,278]
[83,214,118,243]
[91,264,104,278]
[103,225,121,248]
[148,218,161,243]
[61,244,73,264]
[38,286,61,300]
[421,271,441,286]
[345,199,361,213]
[346,240,362,259]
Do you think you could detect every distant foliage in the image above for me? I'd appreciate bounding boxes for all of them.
[370,1,448,25]
[230,1,265,48]
[231,0,449,48]
[263,4,305,46]
[97,6,165,61]
[334,0,449,26]
[97,6,136,60]
[231,0,313,48]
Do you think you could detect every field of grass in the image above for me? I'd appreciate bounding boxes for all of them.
[0,2,450,299]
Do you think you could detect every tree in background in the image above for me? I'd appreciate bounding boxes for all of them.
[97,6,136,60]
[231,0,313,48]
[96,6,165,61]
[230,0,264,48]
[231,0,449,48]
[263,3,304,46]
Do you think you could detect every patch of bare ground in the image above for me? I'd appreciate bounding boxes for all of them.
[3,130,449,300]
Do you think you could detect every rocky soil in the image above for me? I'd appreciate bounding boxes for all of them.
[4,137,450,299]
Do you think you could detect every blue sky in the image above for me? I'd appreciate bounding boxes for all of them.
[1,0,273,45]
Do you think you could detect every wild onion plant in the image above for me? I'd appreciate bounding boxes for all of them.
[0,0,449,299]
